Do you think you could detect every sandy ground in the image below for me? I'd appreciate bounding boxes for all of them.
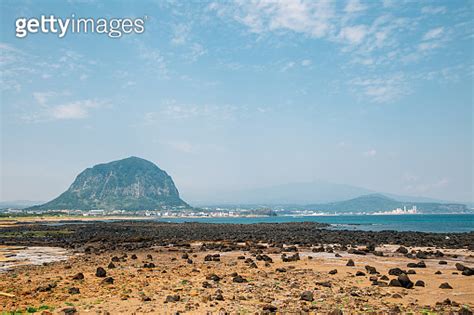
[0,243,473,314]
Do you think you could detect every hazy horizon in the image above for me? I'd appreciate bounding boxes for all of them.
[1,1,473,203]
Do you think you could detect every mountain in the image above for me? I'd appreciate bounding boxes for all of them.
[28,157,189,211]
[303,194,469,214]
[185,180,454,206]
[185,180,374,205]
[0,200,44,210]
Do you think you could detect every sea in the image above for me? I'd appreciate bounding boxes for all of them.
[152,214,474,233]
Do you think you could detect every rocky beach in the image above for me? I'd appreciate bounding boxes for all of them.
[0,220,473,314]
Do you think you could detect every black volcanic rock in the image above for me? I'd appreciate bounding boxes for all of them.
[28,157,188,210]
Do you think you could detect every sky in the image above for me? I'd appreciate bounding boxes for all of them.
[0,0,473,204]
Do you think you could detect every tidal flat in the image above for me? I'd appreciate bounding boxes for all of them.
[0,220,473,314]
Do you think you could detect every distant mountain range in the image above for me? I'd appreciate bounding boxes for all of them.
[27,157,189,211]
[300,194,469,214]
[1,158,471,213]
[0,200,44,210]
[185,180,459,206]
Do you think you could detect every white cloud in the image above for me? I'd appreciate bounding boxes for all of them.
[209,0,461,108]
[339,25,367,45]
[421,6,446,15]
[144,99,239,124]
[403,173,419,183]
[33,92,56,106]
[25,95,108,122]
[50,102,89,120]
[364,149,377,157]
[166,140,196,153]
[211,1,335,38]
[187,43,207,62]
[49,99,106,120]
[382,0,396,8]
[418,41,441,52]
[138,44,168,78]
[344,0,367,14]
[171,24,191,45]
[122,80,136,88]
[0,43,26,92]
[350,73,409,103]
[281,61,295,72]
[423,27,444,41]
[301,59,312,66]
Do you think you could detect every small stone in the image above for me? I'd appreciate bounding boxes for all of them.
[165,295,180,303]
[72,273,84,280]
[389,279,402,287]
[95,267,107,277]
[232,275,247,283]
[262,304,277,312]
[329,269,338,275]
[315,281,332,288]
[365,265,377,274]
[300,290,314,302]
[455,263,466,271]
[206,274,221,282]
[388,268,405,276]
[415,280,425,287]
[398,274,413,289]
[68,287,80,294]
[439,282,453,289]
[101,277,114,285]
[407,261,426,268]
[346,259,355,267]
[396,246,408,254]
[60,307,77,315]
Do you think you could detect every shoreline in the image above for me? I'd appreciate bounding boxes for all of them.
[2,213,474,234]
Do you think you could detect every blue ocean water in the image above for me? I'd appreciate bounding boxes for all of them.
[153,214,474,233]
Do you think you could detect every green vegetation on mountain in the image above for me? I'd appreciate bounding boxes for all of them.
[28,157,189,210]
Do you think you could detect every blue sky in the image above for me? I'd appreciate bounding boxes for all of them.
[0,0,472,203]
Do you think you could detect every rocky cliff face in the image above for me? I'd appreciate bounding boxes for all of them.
[29,157,189,210]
